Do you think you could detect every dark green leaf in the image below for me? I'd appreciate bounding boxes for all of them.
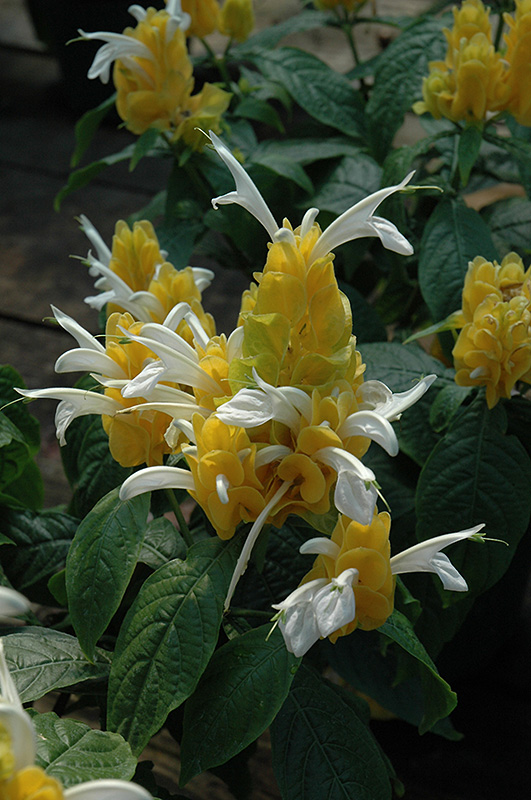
[250,152,313,193]
[271,665,392,800]
[139,516,186,569]
[234,95,285,132]
[70,418,132,518]
[252,137,363,166]
[250,48,366,139]
[360,341,453,390]
[485,196,531,256]
[416,397,531,598]
[458,125,483,186]
[2,627,111,702]
[310,155,382,215]
[418,197,498,320]
[429,384,473,432]
[483,130,531,196]
[382,130,456,185]
[0,365,40,454]
[32,712,136,786]
[0,458,43,510]
[130,127,162,171]
[0,412,31,491]
[0,508,77,593]
[339,282,387,344]
[180,625,299,784]
[234,9,331,55]
[367,17,448,161]
[107,535,243,755]
[66,486,150,660]
[55,144,136,210]
[379,610,456,733]
[71,93,117,167]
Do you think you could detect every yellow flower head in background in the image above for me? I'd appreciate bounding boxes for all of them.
[83,5,230,146]
[181,0,220,38]
[503,0,531,125]
[218,0,255,42]
[453,253,531,407]
[414,0,509,122]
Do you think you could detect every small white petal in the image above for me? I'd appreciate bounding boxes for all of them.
[337,410,398,456]
[216,474,230,504]
[299,207,319,239]
[333,470,378,526]
[278,601,320,658]
[357,375,437,421]
[313,569,358,637]
[299,537,340,559]
[254,445,292,469]
[119,466,195,500]
[55,349,126,379]
[78,215,111,265]
[51,306,105,353]
[0,587,31,618]
[209,131,279,240]
[63,779,153,799]
[0,641,36,771]
[216,390,273,428]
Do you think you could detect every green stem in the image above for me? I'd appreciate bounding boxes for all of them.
[493,11,505,51]
[183,160,213,205]
[229,608,273,618]
[342,22,368,99]
[201,36,233,91]
[165,489,194,548]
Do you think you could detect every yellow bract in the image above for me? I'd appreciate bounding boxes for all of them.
[113,7,230,144]
[304,511,395,640]
[0,723,14,781]
[503,0,531,125]
[1,766,64,800]
[219,0,255,42]
[181,0,220,38]
[453,254,531,407]
[185,415,265,539]
[102,313,177,466]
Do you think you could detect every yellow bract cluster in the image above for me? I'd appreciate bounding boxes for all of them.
[304,511,395,640]
[233,218,363,391]
[415,0,531,125]
[1,766,64,800]
[113,7,230,145]
[179,0,254,41]
[453,253,531,407]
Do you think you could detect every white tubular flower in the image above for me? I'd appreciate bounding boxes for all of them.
[356,374,437,421]
[78,215,112,265]
[119,466,196,500]
[0,588,30,622]
[0,640,152,798]
[209,132,280,240]
[16,388,121,446]
[209,130,414,258]
[81,2,190,84]
[390,524,486,591]
[308,172,415,262]
[312,446,378,525]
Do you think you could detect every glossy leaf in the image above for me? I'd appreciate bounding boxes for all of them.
[180,626,299,784]
[107,535,243,755]
[418,198,498,321]
[70,93,116,167]
[55,144,136,210]
[139,516,187,569]
[458,124,483,185]
[234,8,331,55]
[0,364,40,454]
[271,666,392,800]
[66,487,150,660]
[2,627,111,702]
[31,712,136,787]
[360,341,452,390]
[310,155,382,215]
[485,196,531,256]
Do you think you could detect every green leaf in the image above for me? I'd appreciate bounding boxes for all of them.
[418,197,498,321]
[416,396,531,598]
[234,95,285,132]
[130,127,162,171]
[360,341,453,390]
[31,712,136,787]
[139,516,187,569]
[367,16,448,161]
[234,9,331,55]
[325,629,459,739]
[0,412,31,491]
[0,365,40,454]
[155,216,205,270]
[382,130,456,185]
[252,136,364,166]
[2,627,111,702]
[70,93,117,168]
[250,48,366,139]
[310,155,382,215]
[271,665,392,800]
[485,196,531,256]
[379,610,457,733]
[180,625,299,784]
[54,144,136,210]
[66,486,150,660]
[250,152,313,193]
[339,282,387,344]
[0,508,77,594]
[70,418,132,519]
[429,384,473,432]
[483,130,531,196]
[107,534,243,755]
[458,124,483,186]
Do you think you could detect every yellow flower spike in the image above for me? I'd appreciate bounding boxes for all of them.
[181,0,220,38]
[444,0,493,65]
[503,0,531,125]
[147,264,216,341]
[108,220,164,295]
[218,0,255,43]
[2,765,64,800]
[276,454,327,504]
[453,253,531,406]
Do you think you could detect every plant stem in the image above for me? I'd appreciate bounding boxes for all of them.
[201,37,233,91]
[166,488,194,548]
[493,11,505,51]
[229,608,272,618]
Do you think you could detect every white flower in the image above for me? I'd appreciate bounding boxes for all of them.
[0,588,30,623]
[0,640,152,798]
[208,130,414,257]
[80,2,191,85]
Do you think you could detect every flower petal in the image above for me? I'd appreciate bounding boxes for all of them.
[63,779,153,799]
[119,466,195,500]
